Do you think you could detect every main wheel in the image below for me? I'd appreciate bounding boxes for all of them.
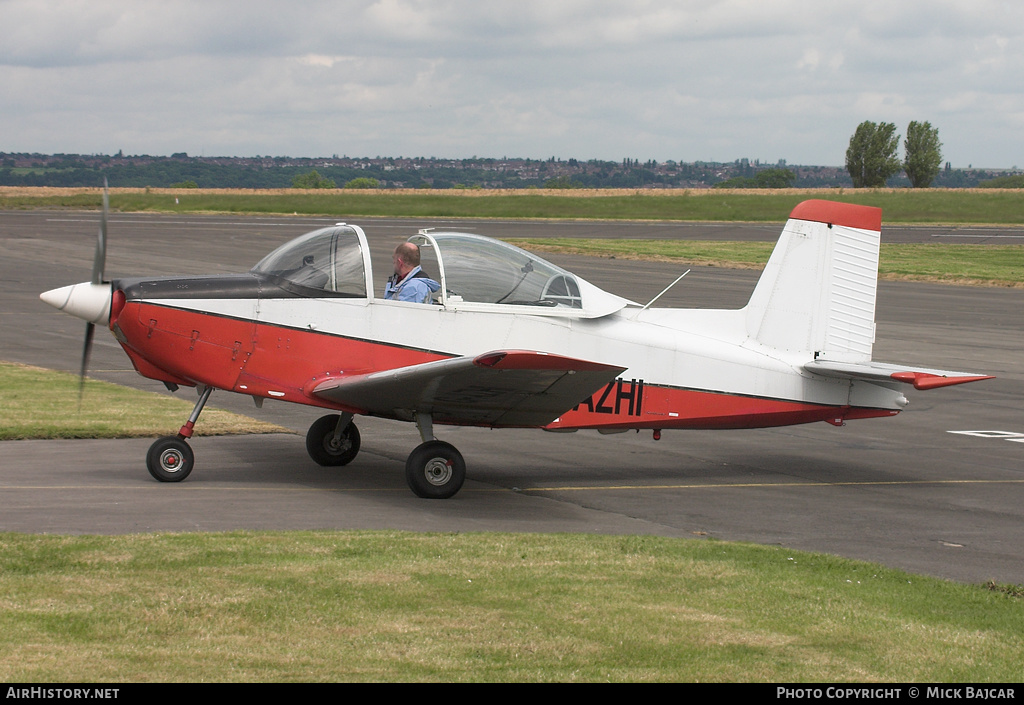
[146,436,194,482]
[306,414,361,466]
[405,440,466,499]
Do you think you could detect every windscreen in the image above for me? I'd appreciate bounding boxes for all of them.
[252,226,366,297]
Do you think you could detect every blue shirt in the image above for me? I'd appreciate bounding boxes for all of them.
[384,266,441,303]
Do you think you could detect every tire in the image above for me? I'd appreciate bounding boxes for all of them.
[405,440,466,499]
[306,414,360,466]
[146,436,194,482]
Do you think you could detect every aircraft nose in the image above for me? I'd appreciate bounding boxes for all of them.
[40,282,113,325]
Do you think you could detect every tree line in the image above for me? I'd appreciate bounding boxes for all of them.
[845,121,943,188]
[2,139,1013,189]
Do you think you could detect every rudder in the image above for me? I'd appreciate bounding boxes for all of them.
[744,200,882,363]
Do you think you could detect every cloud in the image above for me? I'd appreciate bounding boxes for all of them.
[2,1,1023,166]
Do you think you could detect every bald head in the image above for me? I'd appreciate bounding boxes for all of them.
[393,242,421,278]
[395,242,421,266]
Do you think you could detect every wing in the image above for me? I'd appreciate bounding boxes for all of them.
[310,350,627,427]
[804,360,993,390]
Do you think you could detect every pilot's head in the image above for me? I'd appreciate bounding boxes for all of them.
[393,242,421,277]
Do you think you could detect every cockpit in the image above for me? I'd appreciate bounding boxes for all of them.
[251,224,633,318]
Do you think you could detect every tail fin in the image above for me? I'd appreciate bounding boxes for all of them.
[744,200,882,362]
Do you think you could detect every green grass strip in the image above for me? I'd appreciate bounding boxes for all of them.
[0,362,287,440]
[0,530,1022,682]
[4,189,1024,224]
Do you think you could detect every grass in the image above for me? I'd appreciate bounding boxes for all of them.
[879,244,1024,286]
[509,239,1024,287]
[0,362,287,440]
[3,186,1024,224]
[1,530,1022,682]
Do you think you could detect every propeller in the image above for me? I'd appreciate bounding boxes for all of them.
[93,178,108,285]
[79,179,109,402]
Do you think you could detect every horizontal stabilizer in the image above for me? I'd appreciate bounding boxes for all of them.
[805,359,994,390]
[309,350,626,427]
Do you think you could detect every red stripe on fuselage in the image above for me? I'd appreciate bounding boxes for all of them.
[114,301,449,409]
[549,378,897,431]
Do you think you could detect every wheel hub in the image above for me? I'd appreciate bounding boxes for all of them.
[423,457,453,486]
[324,436,351,454]
[159,449,183,473]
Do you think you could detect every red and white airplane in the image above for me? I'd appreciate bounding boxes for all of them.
[41,196,992,498]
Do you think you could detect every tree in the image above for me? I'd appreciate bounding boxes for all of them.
[903,121,943,188]
[343,177,380,189]
[291,170,336,189]
[755,168,796,188]
[845,121,901,187]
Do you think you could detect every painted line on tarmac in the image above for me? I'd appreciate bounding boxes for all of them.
[514,478,1024,493]
[5,477,1023,496]
[0,484,408,493]
[931,233,1024,238]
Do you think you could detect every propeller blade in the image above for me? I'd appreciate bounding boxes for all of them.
[79,321,95,404]
[91,179,108,285]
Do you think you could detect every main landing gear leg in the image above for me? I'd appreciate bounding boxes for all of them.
[405,413,466,499]
[146,385,213,483]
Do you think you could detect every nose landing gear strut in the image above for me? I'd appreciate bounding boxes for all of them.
[145,385,212,482]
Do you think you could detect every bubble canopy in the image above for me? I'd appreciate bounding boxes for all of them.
[252,225,371,297]
[251,224,634,317]
[419,231,635,317]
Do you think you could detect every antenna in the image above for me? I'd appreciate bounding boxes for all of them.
[641,269,690,311]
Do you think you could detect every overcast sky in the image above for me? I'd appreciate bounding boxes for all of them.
[2,1,1022,167]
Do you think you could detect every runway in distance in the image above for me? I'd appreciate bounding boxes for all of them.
[40,195,993,498]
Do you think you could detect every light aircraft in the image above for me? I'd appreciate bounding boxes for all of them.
[41,193,993,498]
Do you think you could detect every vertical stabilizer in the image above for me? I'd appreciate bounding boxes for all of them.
[744,200,882,362]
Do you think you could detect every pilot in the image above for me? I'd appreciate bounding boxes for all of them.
[384,242,441,303]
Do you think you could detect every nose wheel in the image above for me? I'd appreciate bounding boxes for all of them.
[146,436,194,482]
[405,440,466,499]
